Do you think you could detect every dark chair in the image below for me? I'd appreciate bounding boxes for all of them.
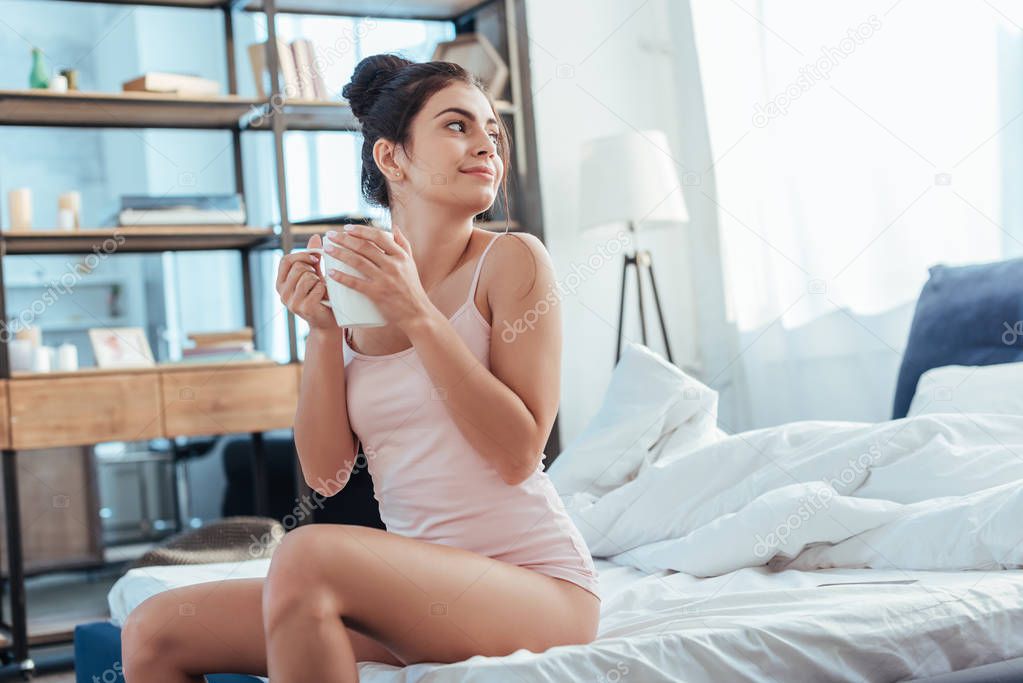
[221,434,384,529]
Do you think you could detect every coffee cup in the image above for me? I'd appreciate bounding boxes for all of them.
[307,233,386,328]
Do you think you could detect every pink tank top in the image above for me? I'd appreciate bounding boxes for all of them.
[342,232,600,600]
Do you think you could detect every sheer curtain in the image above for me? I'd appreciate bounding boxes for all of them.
[688,0,1023,427]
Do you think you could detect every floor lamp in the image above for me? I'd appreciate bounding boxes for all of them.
[578,129,690,367]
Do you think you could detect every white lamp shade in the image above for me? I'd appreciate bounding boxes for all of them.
[578,129,689,232]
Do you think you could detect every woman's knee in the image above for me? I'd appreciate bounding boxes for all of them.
[263,527,340,633]
[121,592,189,676]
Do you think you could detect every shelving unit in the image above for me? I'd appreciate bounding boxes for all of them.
[50,0,491,19]
[0,0,549,676]
[0,88,263,129]
[1,226,275,254]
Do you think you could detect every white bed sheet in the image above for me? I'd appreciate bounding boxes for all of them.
[108,557,1023,682]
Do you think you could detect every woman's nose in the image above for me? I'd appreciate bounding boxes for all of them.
[475,132,497,155]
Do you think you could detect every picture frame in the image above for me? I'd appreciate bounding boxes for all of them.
[88,327,155,369]
[432,33,509,99]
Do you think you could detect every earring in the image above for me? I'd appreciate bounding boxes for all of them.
[394,171,402,178]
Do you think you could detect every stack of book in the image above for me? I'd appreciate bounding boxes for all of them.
[179,328,266,365]
[249,39,330,101]
[117,194,246,227]
[122,72,221,97]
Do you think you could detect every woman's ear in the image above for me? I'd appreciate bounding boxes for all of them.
[372,138,403,179]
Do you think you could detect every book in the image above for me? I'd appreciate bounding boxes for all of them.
[184,340,254,351]
[248,40,300,100]
[306,42,330,100]
[289,39,329,100]
[170,350,268,365]
[291,214,375,226]
[291,40,316,101]
[183,342,255,357]
[247,42,267,98]
[188,328,254,345]
[118,208,245,226]
[117,194,247,226]
[123,72,221,97]
[120,194,244,212]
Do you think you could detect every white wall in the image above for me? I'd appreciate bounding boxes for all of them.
[524,0,742,443]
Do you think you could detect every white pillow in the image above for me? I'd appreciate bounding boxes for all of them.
[907,362,1023,417]
[549,342,716,498]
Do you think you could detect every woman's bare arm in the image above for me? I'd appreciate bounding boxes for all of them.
[294,327,359,497]
[275,234,360,498]
[403,233,560,486]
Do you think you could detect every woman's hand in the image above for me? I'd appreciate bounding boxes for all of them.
[275,234,338,331]
[324,224,433,331]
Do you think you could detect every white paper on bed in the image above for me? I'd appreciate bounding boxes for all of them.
[563,412,1023,576]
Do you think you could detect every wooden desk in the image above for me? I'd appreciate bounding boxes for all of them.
[3,361,300,449]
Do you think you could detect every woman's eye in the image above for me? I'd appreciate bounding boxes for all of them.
[446,120,500,144]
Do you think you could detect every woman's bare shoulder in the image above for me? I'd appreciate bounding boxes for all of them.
[479,230,554,302]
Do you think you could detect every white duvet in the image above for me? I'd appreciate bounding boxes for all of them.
[566,412,1023,578]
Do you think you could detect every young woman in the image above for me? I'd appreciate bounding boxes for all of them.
[121,54,599,683]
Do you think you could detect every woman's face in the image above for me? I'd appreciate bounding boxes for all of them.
[388,82,504,215]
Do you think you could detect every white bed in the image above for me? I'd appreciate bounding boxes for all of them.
[108,556,1023,682]
[108,344,1023,681]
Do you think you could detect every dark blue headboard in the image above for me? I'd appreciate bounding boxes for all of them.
[892,257,1023,419]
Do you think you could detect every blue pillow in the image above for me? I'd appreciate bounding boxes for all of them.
[892,257,1023,419]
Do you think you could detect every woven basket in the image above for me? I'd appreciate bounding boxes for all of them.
[130,516,285,570]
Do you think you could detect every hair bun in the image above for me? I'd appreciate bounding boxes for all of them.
[342,54,413,120]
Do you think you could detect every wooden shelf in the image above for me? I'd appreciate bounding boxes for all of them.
[10,356,278,380]
[0,89,265,130]
[245,99,516,133]
[0,90,517,133]
[283,219,520,242]
[252,0,489,18]
[244,99,357,132]
[287,223,357,238]
[3,361,301,450]
[160,361,300,436]
[49,0,491,19]
[1,226,274,254]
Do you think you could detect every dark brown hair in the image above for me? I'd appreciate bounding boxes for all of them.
[341,53,512,227]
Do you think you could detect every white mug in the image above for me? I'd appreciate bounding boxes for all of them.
[307,233,386,328]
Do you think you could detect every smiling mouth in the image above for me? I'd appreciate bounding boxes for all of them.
[460,169,495,179]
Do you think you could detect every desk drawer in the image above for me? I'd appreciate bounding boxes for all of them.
[9,374,162,449]
[161,363,298,437]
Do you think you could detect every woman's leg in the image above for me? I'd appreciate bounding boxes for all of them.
[263,524,600,682]
[121,576,403,683]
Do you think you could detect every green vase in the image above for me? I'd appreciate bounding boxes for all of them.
[29,47,50,89]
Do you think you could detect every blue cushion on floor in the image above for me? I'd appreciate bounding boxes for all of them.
[892,257,1023,419]
[74,621,263,683]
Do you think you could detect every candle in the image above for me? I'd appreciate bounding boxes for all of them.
[8,188,32,231]
[57,342,78,371]
[57,191,81,230]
